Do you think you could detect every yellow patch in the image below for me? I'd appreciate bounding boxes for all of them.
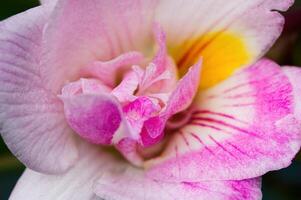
[170,32,252,89]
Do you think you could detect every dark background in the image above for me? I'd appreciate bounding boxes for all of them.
[0,0,301,199]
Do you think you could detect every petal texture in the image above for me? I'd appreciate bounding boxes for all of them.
[10,142,262,200]
[141,62,202,146]
[146,59,301,182]
[156,0,293,88]
[61,94,122,145]
[10,143,104,200]
[39,0,293,92]
[95,164,262,200]
[283,67,301,121]
[41,0,158,93]
[0,6,78,174]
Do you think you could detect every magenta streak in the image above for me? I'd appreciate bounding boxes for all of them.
[192,110,236,120]
[190,117,262,139]
[189,122,234,136]
[189,122,224,132]
[189,132,215,155]
[223,92,256,99]
[208,135,238,159]
[222,102,255,107]
[221,73,277,94]
[221,82,253,94]
[226,141,253,159]
[179,131,190,147]
[174,145,182,177]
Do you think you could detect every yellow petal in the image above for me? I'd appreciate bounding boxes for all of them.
[171,31,252,89]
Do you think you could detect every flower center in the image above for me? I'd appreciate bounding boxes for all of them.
[59,25,201,166]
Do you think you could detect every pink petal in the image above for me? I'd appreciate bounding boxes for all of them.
[135,25,178,94]
[146,59,301,182]
[116,138,143,167]
[40,0,157,93]
[95,164,262,200]
[111,71,139,103]
[123,96,160,140]
[283,67,301,121]
[141,61,202,146]
[10,142,262,200]
[83,51,144,88]
[39,0,292,94]
[61,94,122,145]
[0,6,78,174]
[80,78,111,94]
[61,78,111,97]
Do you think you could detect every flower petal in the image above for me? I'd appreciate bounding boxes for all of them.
[95,164,262,200]
[40,0,157,93]
[61,94,122,145]
[111,71,139,103]
[38,0,292,93]
[83,51,144,88]
[141,61,202,146]
[146,59,301,182]
[10,141,262,200]
[283,67,301,121]
[156,0,293,89]
[9,142,109,200]
[0,6,78,174]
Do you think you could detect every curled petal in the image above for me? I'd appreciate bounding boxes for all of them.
[61,94,122,145]
[141,61,202,146]
[83,51,144,88]
[146,59,301,182]
[111,72,139,103]
[116,138,143,167]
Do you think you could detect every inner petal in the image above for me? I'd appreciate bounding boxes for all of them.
[58,25,202,166]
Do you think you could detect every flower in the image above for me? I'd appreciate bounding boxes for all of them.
[1,0,300,199]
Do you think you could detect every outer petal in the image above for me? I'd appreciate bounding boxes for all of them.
[0,6,78,174]
[40,0,158,93]
[10,142,262,200]
[282,67,301,121]
[156,0,293,89]
[146,59,301,182]
[95,165,262,200]
[9,142,105,200]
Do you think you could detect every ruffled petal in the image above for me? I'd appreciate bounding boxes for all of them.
[83,51,144,88]
[61,94,122,145]
[0,6,78,174]
[38,0,292,92]
[10,142,262,200]
[111,71,139,103]
[141,61,202,146]
[146,59,301,182]
[40,0,157,93]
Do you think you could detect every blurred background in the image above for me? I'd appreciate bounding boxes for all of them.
[0,0,301,199]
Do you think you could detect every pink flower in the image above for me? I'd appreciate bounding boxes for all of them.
[1,0,300,199]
